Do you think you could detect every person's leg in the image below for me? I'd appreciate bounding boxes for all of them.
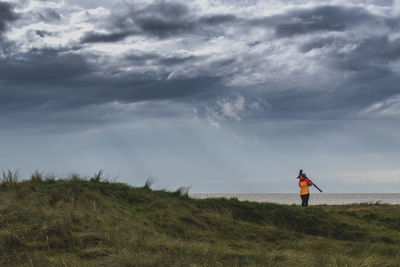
[304,194,309,206]
[301,194,307,206]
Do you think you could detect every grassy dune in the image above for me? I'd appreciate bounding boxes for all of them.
[0,171,399,266]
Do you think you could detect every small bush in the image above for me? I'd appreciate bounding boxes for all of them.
[69,172,82,181]
[175,186,191,197]
[45,172,57,183]
[31,170,43,182]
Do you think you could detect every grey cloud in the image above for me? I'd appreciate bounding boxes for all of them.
[2,0,400,194]
[82,1,193,42]
[199,14,237,25]
[0,2,18,38]
[0,47,92,84]
[0,43,224,125]
[290,34,400,120]
[112,76,222,102]
[0,47,95,117]
[135,16,194,38]
[244,78,397,122]
[138,1,197,37]
[365,0,394,6]
[3,0,400,131]
[81,31,133,43]
[37,8,62,23]
[300,35,400,77]
[124,50,160,64]
[81,3,392,44]
[272,5,381,37]
[159,55,197,65]
[124,50,198,66]
[81,1,193,42]
[299,36,338,53]
[113,1,195,39]
[35,30,52,38]
[81,2,238,43]
[335,37,400,72]
[0,75,224,133]
[17,7,65,28]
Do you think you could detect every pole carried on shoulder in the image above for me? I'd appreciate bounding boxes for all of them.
[297,169,323,193]
[311,182,323,193]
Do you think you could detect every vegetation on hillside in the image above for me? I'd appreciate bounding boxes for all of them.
[0,170,399,266]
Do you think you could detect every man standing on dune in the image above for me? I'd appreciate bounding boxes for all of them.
[299,173,313,206]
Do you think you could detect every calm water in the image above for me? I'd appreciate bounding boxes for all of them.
[190,193,400,205]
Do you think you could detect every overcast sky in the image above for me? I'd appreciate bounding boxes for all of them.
[1,0,400,193]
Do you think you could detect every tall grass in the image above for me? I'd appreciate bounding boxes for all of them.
[90,170,103,183]
[31,170,43,182]
[143,177,154,190]
[1,169,20,186]
[175,186,191,197]
[45,172,56,182]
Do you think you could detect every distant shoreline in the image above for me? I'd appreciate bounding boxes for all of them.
[190,193,400,205]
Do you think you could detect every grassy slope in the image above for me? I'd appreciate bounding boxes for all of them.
[0,176,399,266]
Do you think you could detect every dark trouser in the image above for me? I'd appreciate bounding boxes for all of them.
[301,194,310,206]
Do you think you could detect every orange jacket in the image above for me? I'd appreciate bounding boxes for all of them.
[299,176,312,195]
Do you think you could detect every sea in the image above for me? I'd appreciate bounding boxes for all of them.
[190,193,400,205]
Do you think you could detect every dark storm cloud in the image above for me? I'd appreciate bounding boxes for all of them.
[0,43,223,124]
[81,1,238,43]
[0,2,18,38]
[159,55,197,65]
[0,75,224,134]
[81,1,194,42]
[199,14,237,25]
[0,47,91,84]
[335,36,400,72]
[0,47,95,116]
[300,35,400,66]
[272,5,381,37]
[298,35,400,88]
[2,0,400,131]
[35,30,52,38]
[124,49,199,66]
[261,77,399,120]
[81,3,391,44]
[260,70,400,122]
[110,76,222,102]
[81,31,133,43]
[235,35,400,121]
[133,1,194,38]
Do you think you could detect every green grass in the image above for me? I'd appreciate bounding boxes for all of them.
[0,172,399,266]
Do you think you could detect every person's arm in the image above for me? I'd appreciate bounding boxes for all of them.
[306,178,313,186]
